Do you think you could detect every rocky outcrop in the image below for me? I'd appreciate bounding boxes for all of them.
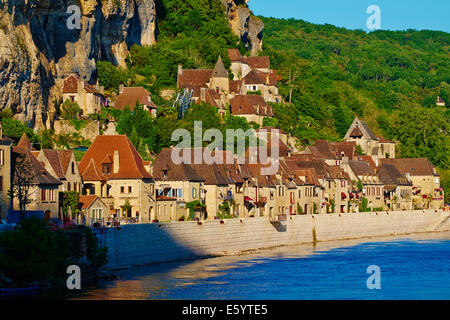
[222,0,264,56]
[0,0,156,128]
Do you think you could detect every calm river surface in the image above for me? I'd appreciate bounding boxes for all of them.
[68,232,449,300]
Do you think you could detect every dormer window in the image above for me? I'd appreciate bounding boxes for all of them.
[163,169,168,178]
[103,163,111,174]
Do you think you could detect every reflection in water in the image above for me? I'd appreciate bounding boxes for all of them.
[69,232,450,300]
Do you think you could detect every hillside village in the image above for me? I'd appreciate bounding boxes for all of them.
[0,48,445,226]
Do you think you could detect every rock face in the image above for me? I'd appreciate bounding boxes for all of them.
[0,0,156,128]
[222,0,264,56]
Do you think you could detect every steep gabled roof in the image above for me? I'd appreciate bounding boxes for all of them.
[12,147,61,186]
[229,95,268,115]
[17,133,33,150]
[228,49,243,62]
[79,135,153,181]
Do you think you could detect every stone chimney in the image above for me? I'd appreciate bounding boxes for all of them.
[119,84,124,94]
[178,64,183,76]
[200,87,206,103]
[113,150,120,174]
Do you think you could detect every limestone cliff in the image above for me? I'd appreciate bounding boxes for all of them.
[0,0,156,128]
[222,0,264,56]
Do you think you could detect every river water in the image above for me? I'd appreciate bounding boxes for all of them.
[66,232,449,300]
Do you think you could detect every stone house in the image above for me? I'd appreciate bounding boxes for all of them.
[114,86,159,117]
[380,158,444,209]
[229,95,274,126]
[344,117,396,159]
[152,148,205,220]
[62,74,105,116]
[376,164,413,211]
[344,159,385,211]
[0,126,13,220]
[32,149,83,194]
[295,160,350,213]
[11,135,61,218]
[78,195,109,226]
[78,135,156,223]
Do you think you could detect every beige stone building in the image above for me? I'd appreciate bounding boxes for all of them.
[11,135,61,218]
[377,164,413,211]
[344,117,396,160]
[114,86,159,117]
[0,126,13,220]
[32,149,83,194]
[78,135,156,223]
[380,158,444,209]
[62,74,105,116]
[78,195,109,226]
[344,159,385,210]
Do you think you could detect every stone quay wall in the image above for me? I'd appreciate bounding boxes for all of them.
[97,209,450,269]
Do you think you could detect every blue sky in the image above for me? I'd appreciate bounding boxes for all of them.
[249,0,450,33]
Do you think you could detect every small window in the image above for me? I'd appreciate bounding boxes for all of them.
[192,188,197,199]
[128,186,132,194]
[71,162,75,174]
[121,186,125,193]
[103,164,111,175]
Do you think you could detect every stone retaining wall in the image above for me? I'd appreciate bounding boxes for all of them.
[98,209,450,269]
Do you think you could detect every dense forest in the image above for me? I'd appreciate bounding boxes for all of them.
[93,1,449,200]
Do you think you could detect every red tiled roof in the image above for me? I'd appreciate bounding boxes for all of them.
[17,133,33,150]
[229,95,268,116]
[115,87,157,110]
[243,56,270,69]
[228,49,243,62]
[62,74,82,94]
[79,195,100,210]
[79,135,154,181]
[178,69,213,89]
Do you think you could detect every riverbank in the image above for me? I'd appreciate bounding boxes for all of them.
[98,209,450,270]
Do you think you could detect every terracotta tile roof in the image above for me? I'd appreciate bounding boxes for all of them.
[17,133,34,150]
[243,56,270,69]
[379,158,435,176]
[63,75,104,96]
[115,87,157,110]
[228,49,243,62]
[378,136,394,143]
[349,127,363,138]
[229,80,243,94]
[348,160,374,176]
[243,69,277,86]
[294,168,320,186]
[79,135,154,181]
[81,159,106,182]
[62,74,82,94]
[41,149,65,179]
[79,195,100,210]
[331,141,357,160]
[12,146,61,186]
[229,95,268,116]
[312,140,338,159]
[178,69,213,89]
[359,155,377,170]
